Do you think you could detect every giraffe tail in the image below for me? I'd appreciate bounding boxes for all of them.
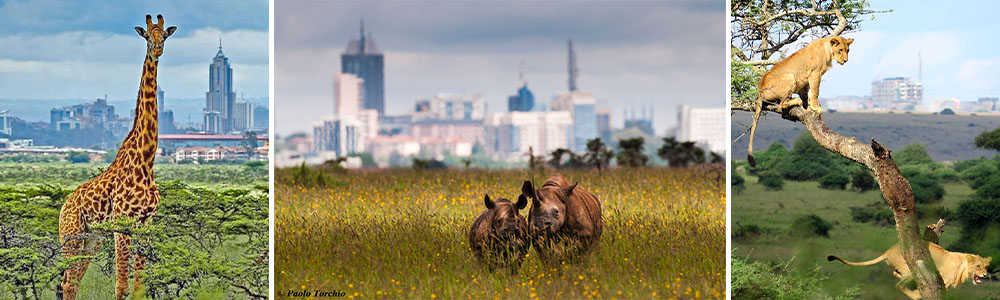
[56,269,64,300]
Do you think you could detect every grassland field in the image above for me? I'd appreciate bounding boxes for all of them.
[275,167,725,299]
[733,165,1000,299]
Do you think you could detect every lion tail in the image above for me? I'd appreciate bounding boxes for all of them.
[827,253,888,267]
[747,93,763,167]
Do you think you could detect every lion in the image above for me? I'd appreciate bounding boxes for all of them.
[828,242,992,299]
[746,36,853,167]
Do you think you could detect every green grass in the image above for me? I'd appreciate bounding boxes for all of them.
[733,166,1000,299]
[275,168,726,299]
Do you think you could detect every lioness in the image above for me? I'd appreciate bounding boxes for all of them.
[747,36,853,167]
[828,242,992,299]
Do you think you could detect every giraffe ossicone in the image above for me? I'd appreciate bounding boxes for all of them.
[57,13,176,300]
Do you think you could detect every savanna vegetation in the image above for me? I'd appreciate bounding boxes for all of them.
[275,165,725,299]
[0,161,268,299]
[733,134,1000,299]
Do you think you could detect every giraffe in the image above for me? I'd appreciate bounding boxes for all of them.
[57,14,176,300]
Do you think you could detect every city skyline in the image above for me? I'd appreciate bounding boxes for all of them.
[814,0,1000,104]
[0,0,269,103]
[275,1,725,136]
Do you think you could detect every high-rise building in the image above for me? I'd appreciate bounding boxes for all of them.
[568,40,579,92]
[205,41,236,133]
[596,106,612,143]
[413,93,486,121]
[313,116,363,157]
[253,105,269,130]
[676,104,726,154]
[334,73,364,116]
[484,111,573,159]
[0,110,11,136]
[624,105,655,136]
[341,20,385,115]
[50,97,117,131]
[232,101,254,132]
[508,61,534,112]
[871,77,922,110]
[156,86,178,134]
[551,91,598,152]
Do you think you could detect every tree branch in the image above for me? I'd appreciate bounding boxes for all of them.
[732,102,945,299]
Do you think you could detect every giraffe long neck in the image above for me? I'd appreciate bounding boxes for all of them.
[112,52,159,170]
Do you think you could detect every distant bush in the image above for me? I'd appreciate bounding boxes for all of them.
[906,173,945,204]
[973,174,1000,199]
[732,256,860,300]
[895,143,936,166]
[0,154,62,163]
[275,162,343,188]
[963,163,997,189]
[818,172,850,190]
[734,223,762,241]
[932,168,960,183]
[66,151,91,163]
[733,170,746,194]
[953,156,988,173]
[747,142,788,176]
[774,133,846,181]
[940,108,955,115]
[789,214,833,238]
[851,168,877,192]
[412,158,447,170]
[952,197,1000,263]
[849,202,894,226]
[758,171,784,191]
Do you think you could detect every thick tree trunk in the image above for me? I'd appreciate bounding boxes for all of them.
[732,99,944,299]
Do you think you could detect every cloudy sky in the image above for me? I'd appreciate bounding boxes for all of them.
[275,0,725,136]
[0,0,268,120]
[819,1,1000,104]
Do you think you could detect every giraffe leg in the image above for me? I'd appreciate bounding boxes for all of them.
[132,245,146,295]
[114,233,132,300]
[59,204,90,300]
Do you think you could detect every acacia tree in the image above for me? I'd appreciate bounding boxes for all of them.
[731,1,945,298]
[584,138,614,172]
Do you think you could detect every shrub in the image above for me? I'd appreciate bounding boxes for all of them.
[818,172,850,190]
[733,170,746,194]
[894,143,935,166]
[964,163,998,189]
[973,174,1000,199]
[67,151,91,163]
[849,202,894,226]
[906,173,945,204]
[758,171,784,191]
[734,223,762,241]
[747,142,788,175]
[940,108,955,115]
[774,133,845,181]
[953,156,988,173]
[851,168,877,192]
[932,168,960,183]
[732,256,860,300]
[789,214,833,238]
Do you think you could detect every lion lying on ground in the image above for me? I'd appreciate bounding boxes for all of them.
[828,242,992,299]
[747,36,853,167]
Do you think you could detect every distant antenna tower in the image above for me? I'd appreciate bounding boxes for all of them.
[568,39,578,91]
[918,52,922,82]
[519,59,526,85]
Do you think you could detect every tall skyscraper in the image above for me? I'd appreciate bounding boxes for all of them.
[156,86,177,134]
[551,91,598,152]
[341,20,385,115]
[676,104,726,154]
[508,61,534,112]
[334,73,364,116]
[233,101,254,132]
[205,40,236,133]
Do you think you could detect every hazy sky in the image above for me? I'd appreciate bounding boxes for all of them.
[818,1,1000,104]
[275,0,725,136]
[0,0,269,103]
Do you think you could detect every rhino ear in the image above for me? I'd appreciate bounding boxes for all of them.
[515,194,527,210]
[562,182,578,199]
[484,194,495,209]
[521,180,534,198]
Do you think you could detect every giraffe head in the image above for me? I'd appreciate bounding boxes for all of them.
[134,14,177,59]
